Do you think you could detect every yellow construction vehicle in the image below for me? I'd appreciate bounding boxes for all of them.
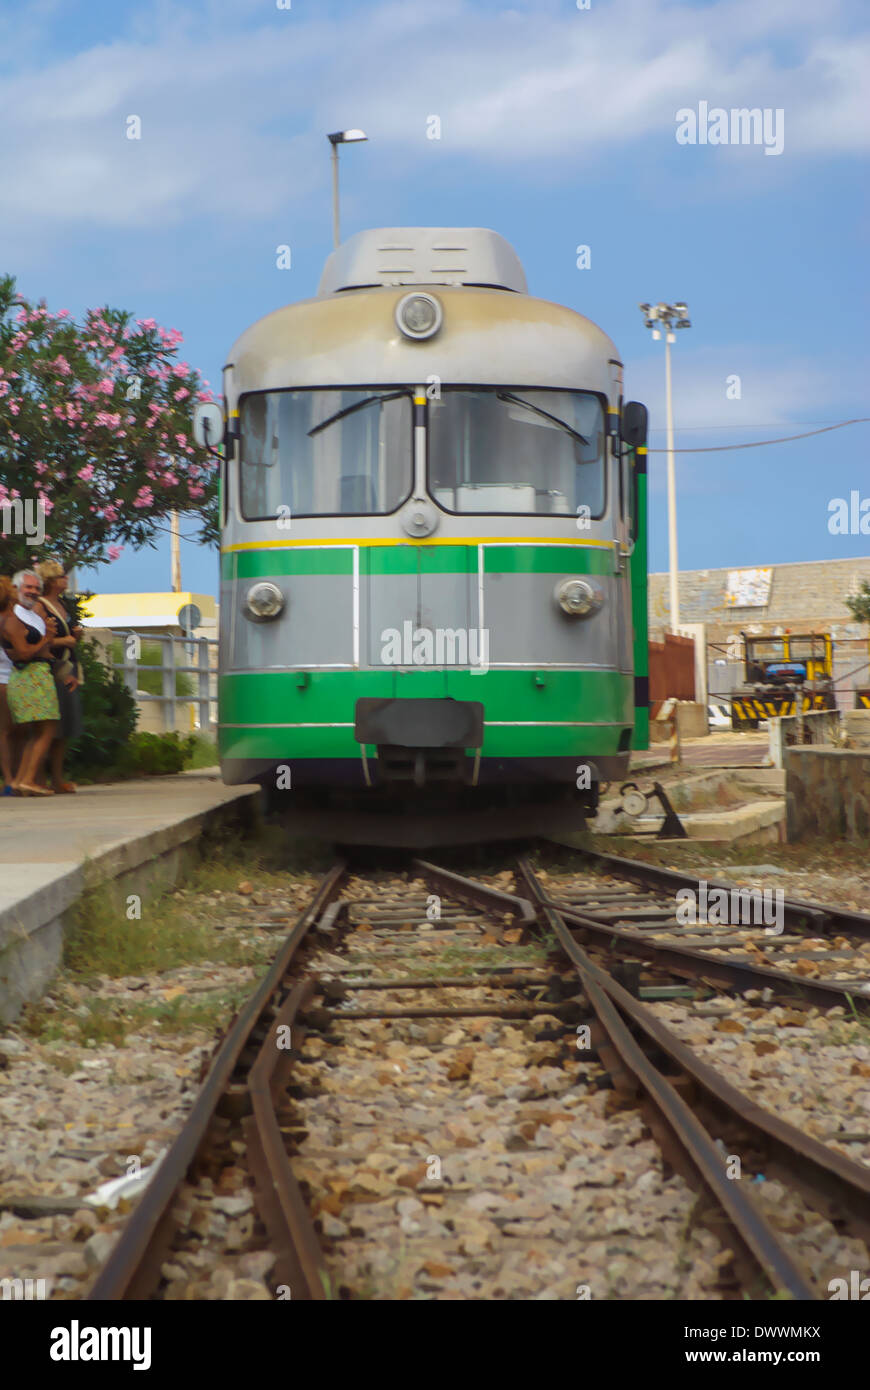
[731,632,836,730]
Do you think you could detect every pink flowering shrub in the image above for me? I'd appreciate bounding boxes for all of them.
[0,274,218,570]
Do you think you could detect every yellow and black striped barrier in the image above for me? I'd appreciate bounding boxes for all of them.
[731,693,835,724]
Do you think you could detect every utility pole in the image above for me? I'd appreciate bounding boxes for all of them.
[170,510,182,592]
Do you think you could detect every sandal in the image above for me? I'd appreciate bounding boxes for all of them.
[56,782,77,794]
[17,783,55,797]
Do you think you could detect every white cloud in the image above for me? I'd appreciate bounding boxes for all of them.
[627,348,863,432]
[624,345,868,498]
[0,0,866,248]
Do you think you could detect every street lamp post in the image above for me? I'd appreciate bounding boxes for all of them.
[638,301,691,632]
[327,129,368,249]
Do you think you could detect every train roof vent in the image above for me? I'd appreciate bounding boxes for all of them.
[317,227,528,295]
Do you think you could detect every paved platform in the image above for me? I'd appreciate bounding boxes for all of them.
[633,732,770,770]
[0,771,261,1024]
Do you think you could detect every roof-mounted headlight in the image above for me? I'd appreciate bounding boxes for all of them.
[554,578,603,617]
[396,292,442,340]
[244,581,285,622]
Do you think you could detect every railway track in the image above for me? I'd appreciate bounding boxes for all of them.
[87,846,870,1302]
[541,846,870,1014]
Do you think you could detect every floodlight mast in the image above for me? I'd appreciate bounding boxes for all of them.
[638,301,692,631]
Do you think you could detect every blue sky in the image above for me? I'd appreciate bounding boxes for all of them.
[1,0,867,596]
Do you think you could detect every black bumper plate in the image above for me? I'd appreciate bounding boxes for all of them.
[354,698,484,749]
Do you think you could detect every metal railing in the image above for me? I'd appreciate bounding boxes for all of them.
[110,631,218,733]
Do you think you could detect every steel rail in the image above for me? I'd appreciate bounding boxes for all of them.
[576,961,870,1246]
[554,899,870,1014]
[563,845,870,941]
[517,857,819,1300]
[245,978,329,1300]
[526,860,870,1240]
[87,860,346,1301]
[412,858,537,928]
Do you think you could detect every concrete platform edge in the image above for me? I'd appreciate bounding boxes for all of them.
[0,783,263,1025]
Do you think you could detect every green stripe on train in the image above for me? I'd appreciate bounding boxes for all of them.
[222,543,615,582]
[219,667,634,760]
[220,667,633,722]
[220,724,630,761]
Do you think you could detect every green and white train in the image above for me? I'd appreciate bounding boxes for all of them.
[209,227,649,844]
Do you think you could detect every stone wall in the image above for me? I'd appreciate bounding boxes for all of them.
[785,747,870,841]
[650,556,870,645]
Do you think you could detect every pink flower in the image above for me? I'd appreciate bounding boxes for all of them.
[173,387,190,401]
[97,377,115,395]
[188,484,204,498]
[9,402,19,415]
[133,486,154,508]
[78,465,95,482]
[107,544,123,562]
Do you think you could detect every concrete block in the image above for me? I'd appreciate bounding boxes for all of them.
[845,710,870,750]
[785,747,870,842]
[675,702,708,738]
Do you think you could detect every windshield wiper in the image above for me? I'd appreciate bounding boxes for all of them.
[308,390,410,438]
[496,391,590,448]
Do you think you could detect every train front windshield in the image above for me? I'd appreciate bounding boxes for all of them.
[239,385,605,519]
[428,388,605,516]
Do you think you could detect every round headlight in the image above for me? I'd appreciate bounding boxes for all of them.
[245,581,285,622]
[396,292,442,340]
[554,578,602,617]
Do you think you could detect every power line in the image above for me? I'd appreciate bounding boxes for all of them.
[646,417,870,453]
[648,419,864,433]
